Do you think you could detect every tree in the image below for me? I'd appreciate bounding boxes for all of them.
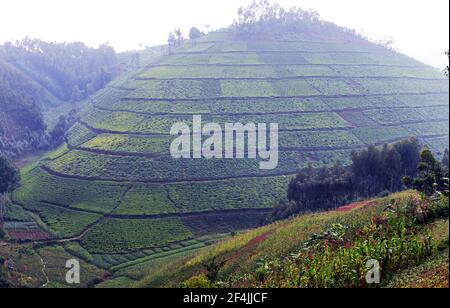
[189,27,204,40]
[414,148,444,196]
[0,155,20,225]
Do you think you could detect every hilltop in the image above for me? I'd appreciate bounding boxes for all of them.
[4,4,450,287]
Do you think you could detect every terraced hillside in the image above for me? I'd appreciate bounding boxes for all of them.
[13,29,449,270]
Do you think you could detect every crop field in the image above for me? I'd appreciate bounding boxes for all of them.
[279,130,363,149]
[3,221,50,241]
[404,121,450,136]
[114,177,290,215]
[96,97,332,114]
[352,126,413,145]
[16,167,128,214]
[139,65,338,79]
[37,246,106,288]
[81,218,193,254]
[81,133,171,155]
[423,135,450,154]
[364,106,449,126]
[330,65,443,79]
[14,31,449,267]
[395,93,449,107]
[66,122,97,147]
[83,109,351,134]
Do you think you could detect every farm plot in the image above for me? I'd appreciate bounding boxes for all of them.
[46,148,351,182]
[92,235,225,270]
[303,52,425,66]
[37,246,106,288]
[166,176,290,213]
[352,126,413,145]
[417,106,449,121]
[356,78,450,95]
[306,79,366,95]
[248,41,377,52]
[423,136,449,154]
[160,54,212,65]
[395,93,450,107]
[209,53,263,64]
[115,184,177,215]
[363,106,449,126]
[322,97,374,110]
[4,221,50,241]
[115,177,290,216]
[279,130,363,149]
[66,122,97,147]
[365,96,406,108]
[24,201,101,238]
[404,121,449,136]
[363,108,426,125]
[4,204,32,222]
[126,79,222,99]
[181,211,269,236]
[176,42,215,53]
[207,42,248,52]
[257,52,309,64]
[330,65,444,79]
[81,134,171,155]
[86,111,350,134]
[222,79,321,97]
[94,97,331,114]
[220,80,277,97]
[15,167,128,214]
[139,65,280,79]
[81,218,193,254]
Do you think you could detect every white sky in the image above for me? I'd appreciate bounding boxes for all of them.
[0,0,448,68]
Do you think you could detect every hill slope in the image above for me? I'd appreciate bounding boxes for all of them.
[13,27,449,264]
[125,191,449,288]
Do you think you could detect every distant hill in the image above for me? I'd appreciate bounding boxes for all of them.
[0,39,120,158]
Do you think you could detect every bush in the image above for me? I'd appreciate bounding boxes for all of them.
[182,274,212,288]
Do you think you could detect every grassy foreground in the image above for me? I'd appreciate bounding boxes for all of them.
[128,190,448,288]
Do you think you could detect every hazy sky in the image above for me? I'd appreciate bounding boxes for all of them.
[1,0,448,68]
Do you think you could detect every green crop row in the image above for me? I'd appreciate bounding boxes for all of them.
[115,176,291,216]
[26,201,101,238]
[356,78,449,95]
[66,122,97,147]
[81,133,171,155]
[84,110,350,134]
[46,148,353,182]
[352,126,413,145]
[364,106,449,126]
[15,167,128,214]
[279,130,363,148]
[303,52,423,66]
[404,121,450,136]
[81,218,193,254]
[330,65,443,79]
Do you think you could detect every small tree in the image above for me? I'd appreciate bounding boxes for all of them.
[0,155,20,225]
[189,27,204,40]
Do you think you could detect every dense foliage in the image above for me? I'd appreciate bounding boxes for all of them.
[1,38,119,101]
[233,0,370,43]
[0,38,119,158]
[272,138,444,220]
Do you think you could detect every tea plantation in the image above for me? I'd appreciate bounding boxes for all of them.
[13,29,449,274]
